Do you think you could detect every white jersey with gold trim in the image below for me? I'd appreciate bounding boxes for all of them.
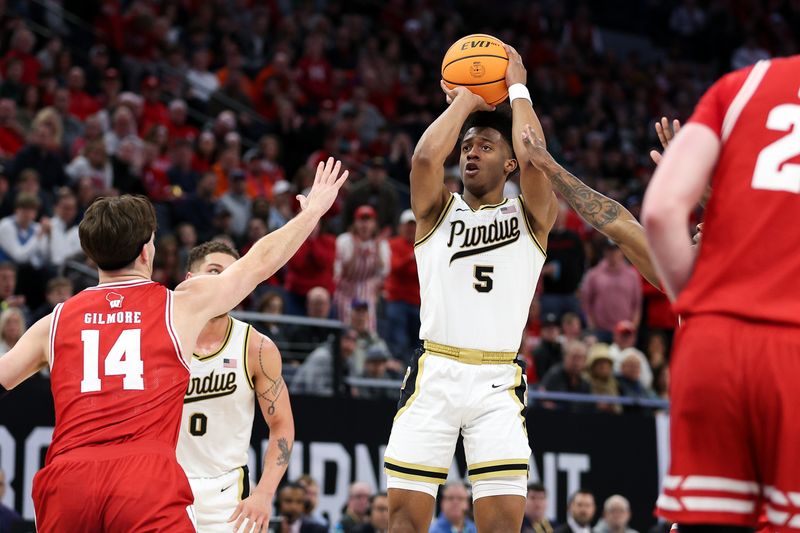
[416,193,545,352]
[177,316,255,479]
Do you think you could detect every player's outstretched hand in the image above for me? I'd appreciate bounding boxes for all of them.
[440,80,495,112]
[521,124,556,172]
[296,157,349,215]
[228,492,271,533]
[504,44,527,87]
[649,117,681,165]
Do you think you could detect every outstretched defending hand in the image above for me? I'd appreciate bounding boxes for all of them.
[228,490,271,533]
[296,157,349,214]
[521,124,556,171]
[440,80,495,112]
[649,117,681,165]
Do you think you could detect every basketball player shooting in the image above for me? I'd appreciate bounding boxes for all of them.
[643,56,800,533]
[383,43,558,533]
[177,241,294,533]
[0,157,348,532]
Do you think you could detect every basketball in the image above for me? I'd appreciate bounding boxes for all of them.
[441,34,509,105]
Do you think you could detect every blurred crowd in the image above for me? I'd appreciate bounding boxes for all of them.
[0,0,798,409]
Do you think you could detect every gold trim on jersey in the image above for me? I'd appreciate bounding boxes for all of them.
[393,353,428,421]
[517,195,547,258]
[243,325,255,390]
[193,316,234,361]
[423,341,517,365]
[470,197,509,212]
[414,194,455,248]
[237,466,245,501]
[384,456,449,484]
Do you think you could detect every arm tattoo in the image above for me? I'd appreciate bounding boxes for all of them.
[256,337,285,416]
[277,437,292,467]
[548,169,622,229]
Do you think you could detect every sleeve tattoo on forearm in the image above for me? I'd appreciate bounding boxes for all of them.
[256,337,285,416]
[549,169,621,228]
[277,437,291,467]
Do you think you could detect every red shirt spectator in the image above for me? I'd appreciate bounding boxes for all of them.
[296,36,333,102]
[0,99,25,157]
[139,76,170,136]
[384,211,420,306]
[1,28,41,85]
[166,99,199,142]
[66,67,100,120]
[285,226,336,296]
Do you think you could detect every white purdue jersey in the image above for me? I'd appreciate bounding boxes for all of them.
[416,193,546,352]
[177,316,255,478]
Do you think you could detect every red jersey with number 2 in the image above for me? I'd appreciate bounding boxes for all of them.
[675,56,800,325]
[47,279,190,463]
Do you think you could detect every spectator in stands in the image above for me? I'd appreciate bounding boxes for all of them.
[174,171,218,241]
[166,138,201,196]
[617,351,655,411]
[586,343,621,415]
[277,482,327,533]
[356,492,389,533]
[186,48,219,109]
[0,306,25,355]
[645,332,668,375]
[593,495,638,533]
[31,276,72,324]
[334,205,390,328]
[1,27,40,85]
[139,76,169,135]
[285,222,336,316]
[166,99,198,142]
[539,340,592,412]
[581,241,641,343]
[610,321,652,389]
[218,170,252,239]
[430,482,476,533]
[52,87,84,153]
[66,66,100,121]
[335,481,373,533]
[350,299,391,374]
[3,168,53,217]
[382,209,420,362]
[0,262,26,315]
[0,193,48,269]
[0,58,24,102]
[255,291,289,354]
[653,365,669,404]
[268,180,295,232]
[0,468,21,531]
[533,313,563,383]
[344,157,398,232]
[104,105,140,156]
[555,489,596,533]
[8,120,67,190]
[522,482,555,533]
[355,345,402,400]
[0,99,25,158]
[66,140,114,191]
[287,286,333,353]
[297,474,328,528]
[541,203,585,319]
[291,327,357,397]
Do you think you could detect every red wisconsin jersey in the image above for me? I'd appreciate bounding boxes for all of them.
[675,55,800,325]
[47,279,189,462]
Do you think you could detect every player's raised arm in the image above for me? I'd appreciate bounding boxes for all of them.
[173,157,348,334]
[521,125,660,287]
[411,82,493,233]
[229,330,294,533]
[642,124,719,301]
[505,45,558,246]
[0,314,50,390]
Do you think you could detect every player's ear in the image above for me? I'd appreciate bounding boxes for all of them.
[185,271,193,280]
[505,157,518,176]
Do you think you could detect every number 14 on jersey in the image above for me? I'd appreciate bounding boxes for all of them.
[80,329,145,393]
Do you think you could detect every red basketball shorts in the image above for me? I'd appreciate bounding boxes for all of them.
[32,440,196,532]
[657,314,800,531]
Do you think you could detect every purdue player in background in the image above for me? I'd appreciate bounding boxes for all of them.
[383,46,557,533]
[177,241,294,533]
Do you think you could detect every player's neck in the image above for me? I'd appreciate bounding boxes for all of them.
[195,314,231,354]
[461,188,505,211]
[96,271,150,285]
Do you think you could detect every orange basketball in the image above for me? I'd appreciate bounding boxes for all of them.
[441,34,508,105]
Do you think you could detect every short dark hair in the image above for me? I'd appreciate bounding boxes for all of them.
[460,104,515,158]
[187,240,240,272]
[569,489,595,506]
[79,195,157,271]
[528,482,546,494]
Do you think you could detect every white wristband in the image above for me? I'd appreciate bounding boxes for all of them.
[508,83,532,104]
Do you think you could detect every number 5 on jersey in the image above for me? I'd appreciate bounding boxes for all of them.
[80,329,144,393]
[473,265,494,293]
